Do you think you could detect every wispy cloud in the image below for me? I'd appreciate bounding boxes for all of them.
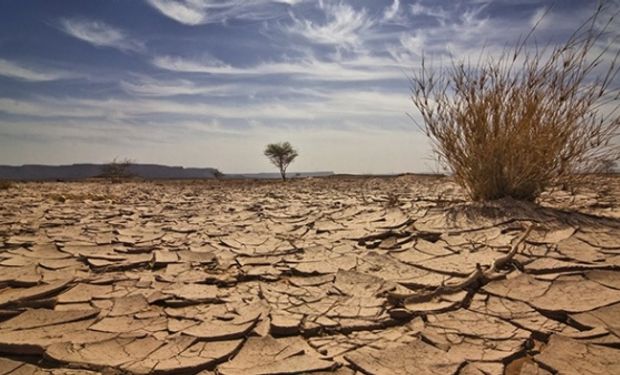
[383,0,403,22]
[409,1,449,26]
[145,0,206,25]
[120,76,233,97]
[60,18,144,52]
[0,83,411,125]
[287,2,373,47]
[392,1,525,62]
[0,59,73,82]
[120,76,296,98]
[146,0,302,25]
[152,54,406,81]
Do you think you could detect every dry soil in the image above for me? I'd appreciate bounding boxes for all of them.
[0,175,619,374]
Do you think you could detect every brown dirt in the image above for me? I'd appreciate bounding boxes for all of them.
[0,175,619,374]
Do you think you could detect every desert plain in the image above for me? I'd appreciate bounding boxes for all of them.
[0,175,619,374]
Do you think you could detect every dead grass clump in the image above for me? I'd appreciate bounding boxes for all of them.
[100,157,134,183]
[410,5,620,201]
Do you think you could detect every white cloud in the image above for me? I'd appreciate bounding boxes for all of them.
[146,0,303,25]
[383,0,400,21]
[311,89,411,115]
[0,59,72,82]
[120,76,233,97]
[274,0,304,4]
[120,76,300,98]
[152,54,407,81]
[410,2,449,26]
[0,98,102,118]
[0,83,412,126]
[152,55,231,73]
[60,18,144,52]
[145,0,206,25]
[399,33,425,53]
[394,2,520,62]
[287,2,373,47]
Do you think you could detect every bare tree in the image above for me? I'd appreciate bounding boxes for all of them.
[264,142,298,181]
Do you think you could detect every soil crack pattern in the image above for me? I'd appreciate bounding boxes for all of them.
[0,175,619,374]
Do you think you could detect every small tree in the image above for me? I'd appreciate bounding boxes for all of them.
[264,142,298,181]
[410,5,620,201]
[101,157,133,183]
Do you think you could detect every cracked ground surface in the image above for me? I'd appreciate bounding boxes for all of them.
[0,175,619,374]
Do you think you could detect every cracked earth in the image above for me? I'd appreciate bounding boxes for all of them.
[1,175,619,374]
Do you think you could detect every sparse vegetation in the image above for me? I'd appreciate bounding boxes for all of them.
[264,142,299,181]
[213,169,225,179]
[410,5,620,201]
[100,158,134,183]
[0,181,13,190]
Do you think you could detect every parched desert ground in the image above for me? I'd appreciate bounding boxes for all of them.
[1,175,619,374]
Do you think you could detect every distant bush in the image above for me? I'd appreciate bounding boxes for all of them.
[264,142,298,181]
[410,5,620,201]
[213,169,225,179]
[101,158,134,183]
[0,180,12,190]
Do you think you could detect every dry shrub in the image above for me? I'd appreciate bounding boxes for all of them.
[410,5,620,201]
[100,157,134,183]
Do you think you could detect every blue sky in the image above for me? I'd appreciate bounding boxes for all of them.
[0,0,613,173]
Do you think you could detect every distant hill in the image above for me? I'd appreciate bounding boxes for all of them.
[0,164,219,181]
[0,164,335,181]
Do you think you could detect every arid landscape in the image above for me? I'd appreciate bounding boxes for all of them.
[1,175,619,374]
[2,0,620,373]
